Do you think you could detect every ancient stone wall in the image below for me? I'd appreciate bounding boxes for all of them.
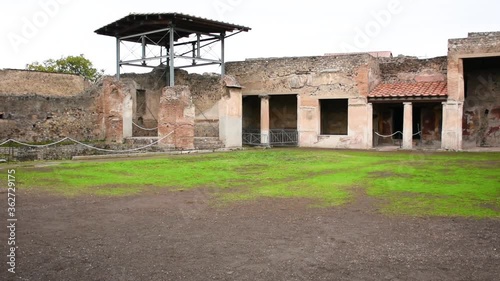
[0,86,102,143]
[0,69,89,96]
[227,54,377,149]
[448,35,500,101]
[468,32,500,38]
[99,78,135,143]
[378,56,447,83]
[122,70,224,138]
[448,33,500,149]
[226,55,377,97]
[180,72,224,138]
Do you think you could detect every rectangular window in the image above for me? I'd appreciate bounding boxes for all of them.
[320,99,348,135]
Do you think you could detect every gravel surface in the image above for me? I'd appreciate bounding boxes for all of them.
[0,189,499,281]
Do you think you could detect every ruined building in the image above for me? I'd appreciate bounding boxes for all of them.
[1,14,499,155]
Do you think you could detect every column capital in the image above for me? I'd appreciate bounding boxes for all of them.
[403,102,413,106]
[259,94,270,100]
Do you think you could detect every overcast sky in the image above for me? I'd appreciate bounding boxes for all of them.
[1,0,500,75]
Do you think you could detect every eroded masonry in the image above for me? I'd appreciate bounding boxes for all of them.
[1,13,499,153]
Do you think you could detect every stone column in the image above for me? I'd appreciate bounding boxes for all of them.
[260,95,270,145]
[296,95,301,147]
[219,87,243,148]
[101,78,135,143]
[366,103,374,149]
[402,102,413,149]
[123,93,133,139]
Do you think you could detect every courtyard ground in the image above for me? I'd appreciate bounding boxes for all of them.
[0,149,499,280]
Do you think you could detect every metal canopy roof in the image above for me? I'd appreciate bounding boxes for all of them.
[95,13,251,42]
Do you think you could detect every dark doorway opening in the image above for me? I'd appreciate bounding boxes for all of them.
[270,95,298,146]
[242,96,261,132]
[133,89,159,137]
[242,96,262,145]
[270,95,298,130]
[463,56,500,147]
[417,103,442,147]
[392,106,403,140]
[412,107,421,140]
[373,104,403,146]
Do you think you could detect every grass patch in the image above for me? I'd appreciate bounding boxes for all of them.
[16,149,500,217]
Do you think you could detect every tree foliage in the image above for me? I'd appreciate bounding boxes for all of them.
[26,54,103,82]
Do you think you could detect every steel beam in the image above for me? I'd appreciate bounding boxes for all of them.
[175,55,221,63]
[119,27,171,41]
[122,55,169,65]
[179,38,220,57]
[176,62,220,69]
[120,63,164,69]
[173,27,221,39]
[123,55,221,65]
[125,53,222,64]
[172,36,217,47]
[121,62,220,70]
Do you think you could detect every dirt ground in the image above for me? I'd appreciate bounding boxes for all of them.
[0,189,499,281]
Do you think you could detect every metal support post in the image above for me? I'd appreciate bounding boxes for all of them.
[196,33,201,58]
[191,42,196,66]
[116,37,121,80]
[220,32,225,76]
[169,27,175,86]
[141,36,146,65]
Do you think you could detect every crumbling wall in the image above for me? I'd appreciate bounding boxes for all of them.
[179,72,224,138]
[378,56,447,83]
[0,70,102,143]
[468,32,500,38]
[122,71,164,136]
[99,78,135,143]
[226,55,377,97]
[122,70,224,138]
[158,86,195,150]
[0,69,89,96]
[0,91,103,143]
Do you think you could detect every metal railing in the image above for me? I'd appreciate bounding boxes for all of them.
[243,129,298,146]
[243,129,263,146]
[270,129,298,146]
